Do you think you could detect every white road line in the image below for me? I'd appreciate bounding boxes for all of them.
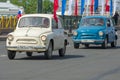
[0,55,7,57]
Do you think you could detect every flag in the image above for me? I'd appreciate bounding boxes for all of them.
[110,0,113,16]
[94,0,98,12]
[113,0,117,15]
[62,0,66,16]
[74,0,78,16]
[81,0,85,15]
[17,10,22,19]
[68,0,73,15]
[101,0,105,15]
[86,0,90,15]
[105,0,109,12]
[90,0,94,15]
[53,0,59,22]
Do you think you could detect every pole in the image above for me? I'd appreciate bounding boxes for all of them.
[38,0,42,13]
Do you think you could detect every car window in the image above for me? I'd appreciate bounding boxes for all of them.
[106,19,111,27]
[52,19,58,29]
[58,18,63,29]
[18,17,50,28]
[80,18,104,26]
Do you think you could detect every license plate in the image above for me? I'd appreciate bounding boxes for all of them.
[17,46,33,50]
[81,40,94,42]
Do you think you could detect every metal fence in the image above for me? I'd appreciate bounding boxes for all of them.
[59,15,82,30]
[0,16,17,35]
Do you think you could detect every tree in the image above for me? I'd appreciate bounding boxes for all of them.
[0,0,53,14]
[11,0,37,14]
[42,0,53,13]
[0,0,6,2]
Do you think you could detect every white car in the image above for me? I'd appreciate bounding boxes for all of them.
[6,14,68,60]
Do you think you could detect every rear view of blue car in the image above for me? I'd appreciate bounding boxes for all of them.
[72,16,118,49]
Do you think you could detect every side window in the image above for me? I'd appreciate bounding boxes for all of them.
[58,18,63,29]
[110,19,113,26]
[52,19,58,29]
[106,19,111,27]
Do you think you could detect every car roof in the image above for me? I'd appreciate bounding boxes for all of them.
[82,15,111,19]
[21,14,54,18]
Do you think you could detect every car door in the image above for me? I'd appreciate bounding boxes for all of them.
[57,18,65,48]
[106,19,114,42]
[52,19,61,50]
[110,19,116,41]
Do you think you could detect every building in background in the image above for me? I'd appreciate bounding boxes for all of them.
[0,0,24,16]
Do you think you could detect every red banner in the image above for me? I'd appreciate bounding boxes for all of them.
[105,0,109,12]
[53,0,59,22]
[90,0,94,15]
[74,0,78,16]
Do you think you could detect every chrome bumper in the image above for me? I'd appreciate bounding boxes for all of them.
[6,46,46,52]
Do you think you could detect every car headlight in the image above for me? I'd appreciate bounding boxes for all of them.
[73,31,78,36]
[7,35,14,41]
[99,31,104,36]
[41,35,47,41]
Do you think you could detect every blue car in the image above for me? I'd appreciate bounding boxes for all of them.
[72,16,118,49]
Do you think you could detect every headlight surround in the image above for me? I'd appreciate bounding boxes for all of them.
[99,31,104,36]
[73,31,78,36]
[41,35,47,41]
[7,35,14,41]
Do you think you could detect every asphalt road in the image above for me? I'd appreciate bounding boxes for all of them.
[0,32,120,80]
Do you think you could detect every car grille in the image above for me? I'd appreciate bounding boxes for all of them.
[16,39,38,44]
[80,33,97,39]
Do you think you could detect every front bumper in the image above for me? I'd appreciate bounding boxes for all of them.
[6,46,46,52]
[73,39,104,44]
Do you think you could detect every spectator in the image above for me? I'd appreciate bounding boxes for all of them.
[113,11,119,25]
[43,18,49,28]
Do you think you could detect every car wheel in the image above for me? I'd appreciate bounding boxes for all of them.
[102,38,108,49]
[26,52,33,57]
[74,43,79,49]
[111,39,117,47]
[59,43,66,57]
[44,42,53,59]
[8,50,16,60]
[84,44,89,48]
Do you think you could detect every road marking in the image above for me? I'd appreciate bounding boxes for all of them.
[0,55,7,57]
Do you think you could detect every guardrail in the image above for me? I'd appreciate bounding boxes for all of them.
[0,16,18,35]
[0,16,17,29]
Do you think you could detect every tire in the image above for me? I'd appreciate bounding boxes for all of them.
[26,52,33,57]
[44,42,53,59]
[59,44,66,57]
[102,38,108,49]
[8,50,16,60]
[74,43,79,49]
[111,39,117,47]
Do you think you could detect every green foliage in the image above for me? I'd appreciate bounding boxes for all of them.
[0,0,6,2]
[10,0,37,14]
[0,0,53,14]
[42,0,53,14]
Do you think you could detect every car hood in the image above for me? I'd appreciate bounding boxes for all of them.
[77,26,105,33]
[13,28,51,37]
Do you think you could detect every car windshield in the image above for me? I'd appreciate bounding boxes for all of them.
[18,17,50,28]
[80,18,104,26]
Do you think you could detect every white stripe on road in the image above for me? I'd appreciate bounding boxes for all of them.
[0,55,7,57]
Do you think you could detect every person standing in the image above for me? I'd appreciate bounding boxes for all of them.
[113,11,119,25]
